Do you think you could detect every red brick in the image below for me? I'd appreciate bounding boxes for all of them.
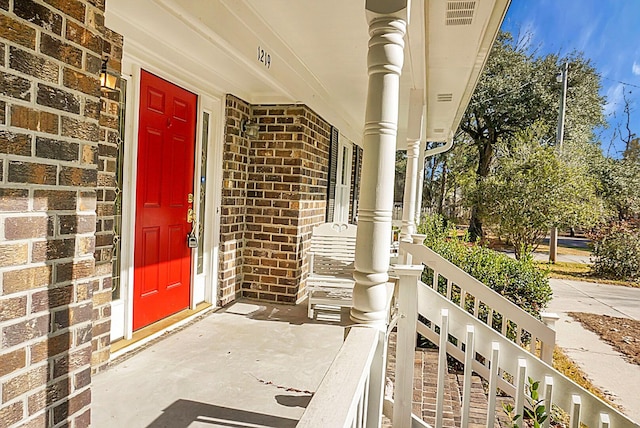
[65,20,102,54]
[8,161,58,185]
[34,190,77,211]
[30,332,71,364]
[3,265,52,295]
[56,259,95,282]
[0,348,26,377]
[0,242,28,267]
[10,105,58,134]
[31,285,74,313]
[44,0,86,23]
[14,0,63,35]
[63,68,100,97]
[1,364,48,401]
[0,401,24,427]
[37,83,81,114]
[9,46,59,83]
[0,188,29,211]
[4,215,49,240]
[40,33,83,68]
[0,295,27,321]
[0,14,36,49]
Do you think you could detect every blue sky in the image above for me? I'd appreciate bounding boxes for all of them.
[500,0,640,156]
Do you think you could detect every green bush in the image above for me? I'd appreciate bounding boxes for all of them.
[589,220,640,281]
[417,215,552,318]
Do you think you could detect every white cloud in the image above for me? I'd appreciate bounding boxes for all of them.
[633,61,640,76]
[603,83,625,116]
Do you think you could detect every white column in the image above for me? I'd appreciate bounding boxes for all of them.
[415,141,426,225]
[399,90,423,243]
[351,0,408,326]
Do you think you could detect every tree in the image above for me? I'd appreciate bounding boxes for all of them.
[479,125,603,259]
[459,32,605,240]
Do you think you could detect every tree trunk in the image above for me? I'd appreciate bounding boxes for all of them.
[468,138,494,242]
[437,156,448,215]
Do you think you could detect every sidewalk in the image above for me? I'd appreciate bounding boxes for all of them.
[547,278,640,423]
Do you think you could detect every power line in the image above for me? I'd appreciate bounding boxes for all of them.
[601,76,640,90]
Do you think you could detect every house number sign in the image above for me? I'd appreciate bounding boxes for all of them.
[257,46,271,69]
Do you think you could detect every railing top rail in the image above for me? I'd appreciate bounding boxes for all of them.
[400,241,554,343]
[297,326,379,428]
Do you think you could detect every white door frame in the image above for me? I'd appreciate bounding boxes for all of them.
[110,51,225,342]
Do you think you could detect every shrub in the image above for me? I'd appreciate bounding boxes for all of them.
[417,215,552,318]
[589,220,640,281]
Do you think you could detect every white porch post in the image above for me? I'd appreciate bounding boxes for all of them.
[399,90,424,243]
[415,141,426,225]
[351,0,408,326]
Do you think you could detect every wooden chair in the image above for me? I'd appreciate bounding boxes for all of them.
[306,222,357,319]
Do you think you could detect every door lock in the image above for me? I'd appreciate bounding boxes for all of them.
[187,232,198,248]
[187,208,195,223]
[187,193,194,203]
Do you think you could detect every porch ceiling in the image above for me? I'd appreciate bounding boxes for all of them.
[106,0,509,148]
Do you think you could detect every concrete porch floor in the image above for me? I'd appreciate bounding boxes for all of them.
[92,301,349,428]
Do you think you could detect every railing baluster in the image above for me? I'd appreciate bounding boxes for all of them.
[501,315,508,337]
[486,342,500,428]
[514,359,527,428]
[531,336,539,356]
[487,308,494,328]
[473,297,480,318]
[432,270,438,290]
[460,288,467,310]
[570,395,582,428]
[600,413,611,428]
[461,325,475,428]
[393,265,424,428]
[446,278,452,299]
[436,309,449,428]
[543,376,553,428]
[517,325,523,347]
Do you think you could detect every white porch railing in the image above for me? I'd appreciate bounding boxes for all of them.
[297,326,385,428]
[401,239,557,364]
[300,239,640,427]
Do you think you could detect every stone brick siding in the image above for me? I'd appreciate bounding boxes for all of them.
[220,97,331,305]
[219,95,250,306]
[0,0,117,426]
[92,27,122,373]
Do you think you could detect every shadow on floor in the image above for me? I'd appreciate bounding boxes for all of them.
[224,300,351,327]
[146,399,298,428]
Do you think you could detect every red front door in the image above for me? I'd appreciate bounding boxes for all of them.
[133,70,197,330]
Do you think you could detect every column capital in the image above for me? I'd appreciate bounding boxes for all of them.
[366,0,409,22]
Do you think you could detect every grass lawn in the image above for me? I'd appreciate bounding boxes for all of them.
[535,261,640,288]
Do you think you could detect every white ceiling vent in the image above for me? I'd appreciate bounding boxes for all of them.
[446,1,476,26]
[433,128,446,133]
[437,93,453,102]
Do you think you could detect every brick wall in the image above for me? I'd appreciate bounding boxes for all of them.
[0,1,115,426]
[242,104,330,303]
[219,95,250,306]
[219,98,332,305]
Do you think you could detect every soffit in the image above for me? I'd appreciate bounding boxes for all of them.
[106,0,509,147]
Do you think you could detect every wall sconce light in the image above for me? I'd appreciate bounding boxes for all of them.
[100,58,119,91]
[241,119,260,138]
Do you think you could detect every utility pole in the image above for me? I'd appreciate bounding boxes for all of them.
[549,62,568,263]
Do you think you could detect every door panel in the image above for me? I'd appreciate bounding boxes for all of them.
[134,70,197,330]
